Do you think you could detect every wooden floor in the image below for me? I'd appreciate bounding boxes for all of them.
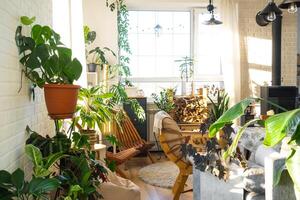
[118,152,193,200]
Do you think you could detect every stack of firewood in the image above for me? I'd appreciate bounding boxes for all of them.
[173,96,209,123]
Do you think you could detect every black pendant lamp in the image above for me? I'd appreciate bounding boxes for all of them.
[203,0,222,25]
[279,0,300,13]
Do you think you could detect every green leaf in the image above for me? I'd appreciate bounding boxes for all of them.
[11,168,24,191]
[0,188,13,200]
[209,98,255,138]
[223,118,260,160]
[31,24,44,44]
[29,177,60,196]
[35,44,49,63]
[286,148,300,191]
[44,152,66,169]
[0,170,11,185]
[263,109,300,147]
[20,16,36,25]
[25,144,43,167]
[26,51,40,69]
[63,58,82,83]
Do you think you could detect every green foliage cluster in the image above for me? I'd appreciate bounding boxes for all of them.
[75,86,114,131]
[84,25,116,67]
[151,88,175,113]
[24,126,108,200]
[209,98,300,191]
[15,16,82,88]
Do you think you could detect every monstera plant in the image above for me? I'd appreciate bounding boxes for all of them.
[15,16,82,119]
[209,97,300,191]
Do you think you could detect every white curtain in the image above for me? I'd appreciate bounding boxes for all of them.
[219,0,241,105]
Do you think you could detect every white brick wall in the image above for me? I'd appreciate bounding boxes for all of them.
[239,0,298,98]
[0,0,54,173]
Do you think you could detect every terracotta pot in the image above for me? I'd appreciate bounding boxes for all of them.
[44,84,80,119]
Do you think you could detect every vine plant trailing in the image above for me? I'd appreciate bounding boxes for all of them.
[106,0,131,80]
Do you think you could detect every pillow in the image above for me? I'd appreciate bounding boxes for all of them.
[254,145,277,167]
[243,167,265,194]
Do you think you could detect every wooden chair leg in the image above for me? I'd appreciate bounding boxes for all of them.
[147,151,155,163]
[116,166,128,179]
[172,171,189,200]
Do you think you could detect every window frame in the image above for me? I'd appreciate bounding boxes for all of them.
[122,8,224,92]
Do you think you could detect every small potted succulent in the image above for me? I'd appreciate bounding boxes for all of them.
[15,16,82,119]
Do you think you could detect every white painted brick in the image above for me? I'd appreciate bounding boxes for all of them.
[0,0,54,174]
[239,0,297,98]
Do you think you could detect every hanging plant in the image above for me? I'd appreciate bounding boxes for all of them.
[106,0,131,79]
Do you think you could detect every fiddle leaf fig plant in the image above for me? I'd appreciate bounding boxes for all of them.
[15,16,82,88]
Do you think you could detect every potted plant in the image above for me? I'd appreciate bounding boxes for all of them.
[15,16,82,119]
[84,25,116,72]
[175,56,195,95]
[151,88,176,113]
[84,25,97,72]
[209,98,300,195]
[75,86,114,145]
[88,46,116,72]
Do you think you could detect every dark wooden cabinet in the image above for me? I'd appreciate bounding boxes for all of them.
[123,97,147,141]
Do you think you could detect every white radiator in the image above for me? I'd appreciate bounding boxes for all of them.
[147,105,160,151]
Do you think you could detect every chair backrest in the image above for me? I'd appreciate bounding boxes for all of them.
[159,117,188,165]
[116,115,144,150]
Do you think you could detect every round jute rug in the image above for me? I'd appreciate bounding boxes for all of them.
[138,161,192,188]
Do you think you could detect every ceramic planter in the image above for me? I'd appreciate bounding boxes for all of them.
[80,129,98,146]
[87,63,97,72]
[44,84,80,119]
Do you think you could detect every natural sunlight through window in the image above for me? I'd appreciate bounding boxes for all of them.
[247,37,272,66]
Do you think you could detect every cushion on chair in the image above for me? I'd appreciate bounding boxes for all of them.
[243,167,265,194]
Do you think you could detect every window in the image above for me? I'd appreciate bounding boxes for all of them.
[126,10,191,96]
[125,10,223,97]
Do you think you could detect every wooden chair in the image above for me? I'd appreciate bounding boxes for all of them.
[159,117,193,200]
[106,147,140,178]
[115,114,155,163]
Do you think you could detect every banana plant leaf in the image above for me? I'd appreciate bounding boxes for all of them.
[286,147,300,191]
[209,98,255,138]
[223,118,260,160]
[263,108,300,190]
[263,108,300,147]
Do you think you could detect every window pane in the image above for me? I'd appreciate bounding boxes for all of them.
[138,11,155,34]
[138,56,156,77]
[157,12,173,34]
[138,34,155,55]
[173,34,190,56]
[174,12,190,34]
[156,34,173,56]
